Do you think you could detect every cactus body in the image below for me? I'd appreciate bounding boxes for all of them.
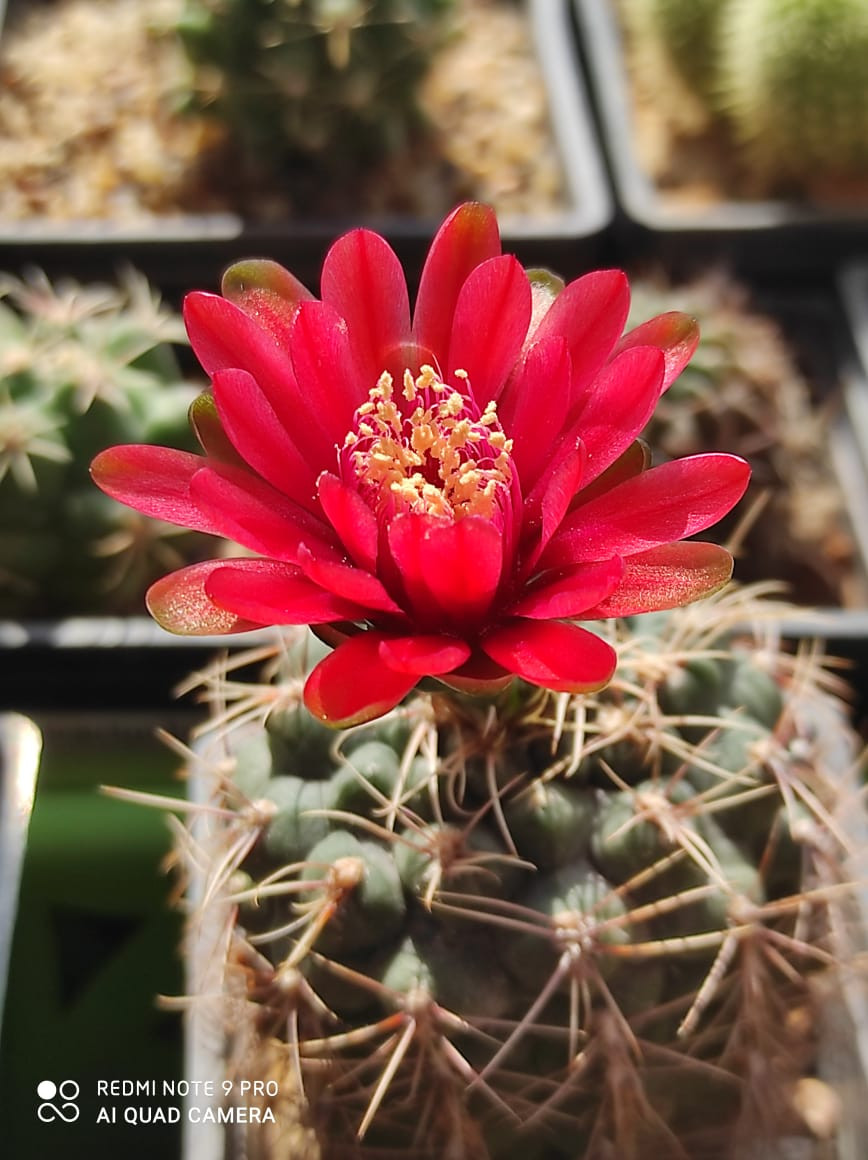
[627,272,860,607]
[0,270,208,616]
[622,0,868,192]
[717,0,868,184]
[183,587,863,1157]
[177,0,455,178]
[620,0,721,100]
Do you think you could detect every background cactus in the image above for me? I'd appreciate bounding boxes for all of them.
[716,0,868,188]
[0,269,209,617]
[619,0,721,108]
[627,271,861,608]
[619,0,868,194]
[176,0,456,190]
[179,585,864,1158]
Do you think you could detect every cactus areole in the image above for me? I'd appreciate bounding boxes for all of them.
[90,203,749,726]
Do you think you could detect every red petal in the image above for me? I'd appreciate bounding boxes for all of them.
[614,311,699,393]
[542,454,751,568]
[446,255,532,406]
[221,258,314,327]
[582,542,734,618]
[91,445,222,534]
[205,558,367,624]
[378,337,442,385]
[413,202,502,361]
[540,444,585,546]
[521,437,586,572]
[510,558,624,619]
[304,633,419,727]
[320,228,411,389]
[183,293,308,454]
[387,513,503,627]
[569,439,650,508]
[378,635,471,676]
[526,269,566,340]
[498,336,573,487]
[481,619,617,694]
[145,561,264,635]
[188,392,247,468]
[532,270,630,409]
[219,260,314,358]
[289,301,370,459]
[212,368,318,509]
[317,472,378,572]
[572,345,664,485]
[436,652,514,695]
[298,544,404,616]
[190,463,338,562]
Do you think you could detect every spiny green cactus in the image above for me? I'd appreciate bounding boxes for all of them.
[716,0,868,186]
[180,586,863,1158]
[176,0,456,180]
[0,269,209,617]
[620,0,868,193]
[627,271,860,608]
[619,0,721,103]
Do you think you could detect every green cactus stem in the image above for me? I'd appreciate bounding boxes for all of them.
[717,0,868,188]
[177,583,865,1157]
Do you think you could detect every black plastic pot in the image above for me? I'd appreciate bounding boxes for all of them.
[0,0,614,297]
[572,0,868,280]
[0,617,279,714]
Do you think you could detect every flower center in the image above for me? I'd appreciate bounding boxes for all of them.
[342,365,513,521]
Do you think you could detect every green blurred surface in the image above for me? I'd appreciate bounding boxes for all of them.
[0,716,188,1159]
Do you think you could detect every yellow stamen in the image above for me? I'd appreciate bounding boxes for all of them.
[344,366,514,520]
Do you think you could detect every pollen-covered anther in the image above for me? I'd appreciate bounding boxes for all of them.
[344,364,514,520]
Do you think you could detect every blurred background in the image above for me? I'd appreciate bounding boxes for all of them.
[1,1,868,1156]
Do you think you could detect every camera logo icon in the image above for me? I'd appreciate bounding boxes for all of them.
[37,1079,80,1123]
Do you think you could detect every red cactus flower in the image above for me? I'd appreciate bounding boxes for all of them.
[91,203,749,726]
